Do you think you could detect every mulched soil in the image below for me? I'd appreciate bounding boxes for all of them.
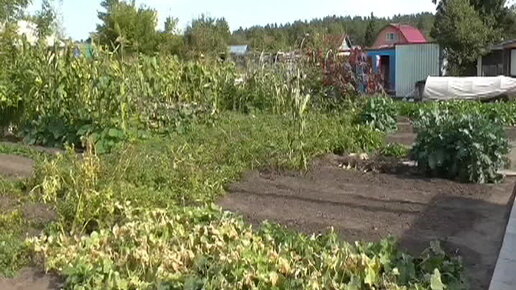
[219,155,516,290]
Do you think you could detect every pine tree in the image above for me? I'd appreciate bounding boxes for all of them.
[364,12,377,47]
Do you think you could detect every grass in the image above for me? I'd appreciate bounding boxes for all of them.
[0,142,49,162]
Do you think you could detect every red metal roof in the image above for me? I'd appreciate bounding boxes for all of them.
[393,24,427,43]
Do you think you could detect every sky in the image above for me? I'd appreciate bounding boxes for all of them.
[28,0,438,40]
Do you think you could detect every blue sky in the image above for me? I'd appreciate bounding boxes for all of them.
[28,0,438,40]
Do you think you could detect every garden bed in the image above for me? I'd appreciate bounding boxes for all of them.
[219,155,516,290]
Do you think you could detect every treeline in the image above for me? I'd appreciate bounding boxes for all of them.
[91,1,437,56]
[5,0,516,76]
[231,13,436,51]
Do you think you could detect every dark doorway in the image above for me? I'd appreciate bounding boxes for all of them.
[380,55,390,90]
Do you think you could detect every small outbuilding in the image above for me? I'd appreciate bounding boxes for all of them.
[366,24,442,97]
[477,40,516,77]
[229,45,250,57]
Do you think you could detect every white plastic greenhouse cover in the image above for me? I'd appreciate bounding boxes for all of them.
[423,76,516,100]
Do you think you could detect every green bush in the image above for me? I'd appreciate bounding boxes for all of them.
[359,97,398,132]
[412,109,510,183]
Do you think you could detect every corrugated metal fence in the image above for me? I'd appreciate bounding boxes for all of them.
[395,43,440,97]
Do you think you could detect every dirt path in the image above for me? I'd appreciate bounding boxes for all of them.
[219,155,516,290]
[0,268,62,290]
[0,154,35,180]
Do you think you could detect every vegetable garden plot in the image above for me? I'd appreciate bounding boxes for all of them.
[220,155,516,290]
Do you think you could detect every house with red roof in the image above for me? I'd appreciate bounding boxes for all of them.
[372,24,427,49]
[365,24,442,97]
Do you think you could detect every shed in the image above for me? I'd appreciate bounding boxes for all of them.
[367,48,396,92]
[229,45,250,56]
[366,24,441,97]
[395,43,441,97]
[477,40,516,77]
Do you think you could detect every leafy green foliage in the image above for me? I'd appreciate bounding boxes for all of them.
[29,207,464,289]
[1,171,45,277]
[185,15,231,58]
[232,13,435,51]
[412,109,510,183]
[432,0,496,75]
[364,13,377,47]
[0,0,30,21]
[32,113,384,212]
[2,44,237,151]
[359,97,398,132]
[32,0,57,39]
[397,101,516,126]
[28,113,469,289]
[0,233,29,277]
[95,0,160,54]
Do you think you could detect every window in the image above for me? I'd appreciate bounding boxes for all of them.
[386,33,397,42]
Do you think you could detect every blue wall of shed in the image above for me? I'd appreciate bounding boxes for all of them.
[366,49,396,91]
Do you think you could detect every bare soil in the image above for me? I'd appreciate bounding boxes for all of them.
[219,155,516,290]
[0,154,35,180]
[0,268,62,290]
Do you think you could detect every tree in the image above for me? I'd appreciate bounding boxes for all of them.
[433,0,513,40]
[230,13,435,51]
[34,0,55,38]
[96,0,159,54]
[96,0,119,46]
[185,15,230,57]
[364,12,377,47]
[431,0,494,75]
[158,16,184,56]
[0,0,30,21]
[164,16,178,34]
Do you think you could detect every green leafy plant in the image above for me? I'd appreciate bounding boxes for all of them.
[412,109,509,183]
[359,97,398,132]
[29,206,465,289]
[396,100,516,127]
